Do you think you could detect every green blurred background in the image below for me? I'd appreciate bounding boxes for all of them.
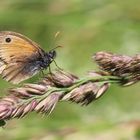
[0,0,140,140]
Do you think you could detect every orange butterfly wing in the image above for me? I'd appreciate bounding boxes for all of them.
[0,31,44,84]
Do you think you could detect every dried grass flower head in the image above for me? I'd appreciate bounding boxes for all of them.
[0,51,140,127]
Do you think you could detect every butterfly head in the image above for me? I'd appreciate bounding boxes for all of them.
[41,50,56,68]
[48,50,56,60]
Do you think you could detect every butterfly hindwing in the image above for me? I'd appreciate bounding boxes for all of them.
[1,62,40,84]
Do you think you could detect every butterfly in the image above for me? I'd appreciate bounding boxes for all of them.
[0,31,56,84]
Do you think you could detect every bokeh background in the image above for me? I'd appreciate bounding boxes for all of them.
[0,0,140,140]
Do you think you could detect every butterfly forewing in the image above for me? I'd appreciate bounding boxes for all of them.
[0,31,42,62]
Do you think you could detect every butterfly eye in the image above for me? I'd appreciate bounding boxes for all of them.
[5,37,11,43]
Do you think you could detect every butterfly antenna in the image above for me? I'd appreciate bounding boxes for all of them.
[49,31,62,50]
[50,45,62,52]
[49,31,63,71]
[54,31,60,38]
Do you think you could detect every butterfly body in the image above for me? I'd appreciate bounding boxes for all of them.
[21,50,56,76]
[0,31,56,84]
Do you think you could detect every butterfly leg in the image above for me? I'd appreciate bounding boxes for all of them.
[38,70,45,81]
[53,60,63,71]
[48,65,53,75]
